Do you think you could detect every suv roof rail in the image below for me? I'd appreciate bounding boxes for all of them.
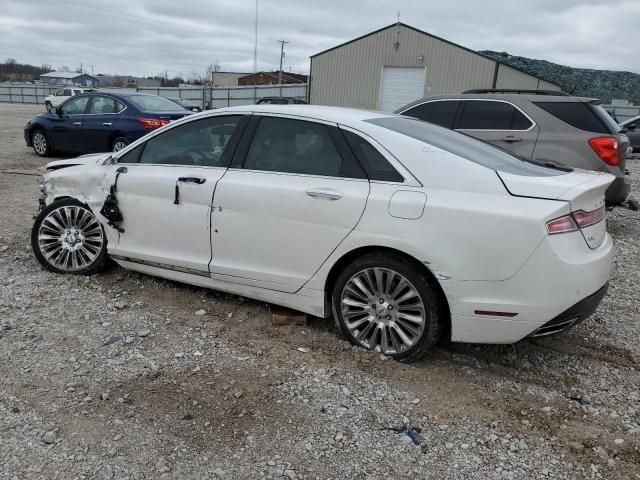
[462,89,570,96]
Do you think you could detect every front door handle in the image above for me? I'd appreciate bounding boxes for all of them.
[103,122,112,126]
[174,177,206,205]
[306,188,343,200]
[501,136,523,143]
[178,176,206,184]
[73,121,82,126]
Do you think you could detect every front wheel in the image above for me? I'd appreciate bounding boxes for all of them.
[31,129,51,157]
[31,199,108,275]
[332,253,443,362]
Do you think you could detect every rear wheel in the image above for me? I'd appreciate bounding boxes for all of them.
[31,129,51,157]
[111,137,129,152]
[31,198,108,275]
[332,253,443,362]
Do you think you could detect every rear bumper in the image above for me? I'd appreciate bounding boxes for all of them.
[528,283,608,337]
[447,232,613,344]
[605,176,631,205]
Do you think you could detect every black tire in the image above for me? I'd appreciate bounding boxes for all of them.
[31,198,109,275]
[31,128,52,157]
[331,252,443,363]
[111,137,129,152]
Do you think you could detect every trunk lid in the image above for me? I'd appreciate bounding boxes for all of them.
[498,169,615,249]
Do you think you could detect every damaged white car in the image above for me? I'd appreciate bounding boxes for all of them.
[32,105,614,362]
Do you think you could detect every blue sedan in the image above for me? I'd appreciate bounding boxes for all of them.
[24,91,192,156]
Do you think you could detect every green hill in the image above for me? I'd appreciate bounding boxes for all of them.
[480,51,640,104]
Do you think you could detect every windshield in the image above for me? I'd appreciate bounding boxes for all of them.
[366,116,564,177]
[129,95,184,112]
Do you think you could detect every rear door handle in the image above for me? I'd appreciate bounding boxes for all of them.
[103,122,112,126]
[178,176,206,184]
[501,136,523,143]
[306,188,343,200]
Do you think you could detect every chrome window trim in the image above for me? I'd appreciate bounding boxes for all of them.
[399,98,537,133]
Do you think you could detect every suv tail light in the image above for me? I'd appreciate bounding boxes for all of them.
[546,206,605,234]
[138,117,170,129]
[588,137,619,166]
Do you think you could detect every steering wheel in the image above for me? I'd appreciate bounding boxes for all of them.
[179,149,208,165]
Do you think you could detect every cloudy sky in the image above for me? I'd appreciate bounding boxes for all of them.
[2,0,639,78]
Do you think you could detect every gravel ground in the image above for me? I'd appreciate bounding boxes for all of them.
[0,103,639,480]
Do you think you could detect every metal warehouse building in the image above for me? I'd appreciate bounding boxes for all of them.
[309,23,560,111]
[39,71,100,88]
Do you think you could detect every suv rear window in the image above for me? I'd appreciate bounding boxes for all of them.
[366,116,563,177]
[534,102,618,134]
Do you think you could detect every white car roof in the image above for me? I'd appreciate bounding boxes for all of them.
[213,105,393,125]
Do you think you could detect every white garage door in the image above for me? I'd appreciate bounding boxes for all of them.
[379,67,426,112]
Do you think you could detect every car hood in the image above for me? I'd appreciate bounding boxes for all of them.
[46,152,112,171]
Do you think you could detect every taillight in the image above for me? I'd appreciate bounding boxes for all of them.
[588,137,619,166]
[573,206,605,228]
[138,117,170,129]
[546,205,605,234]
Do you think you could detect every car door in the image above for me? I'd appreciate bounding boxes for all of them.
[209,114,370,293]
[455,100,539,158]
[49,95,90,151]
[107,114,248,274]
[82,95,122,152]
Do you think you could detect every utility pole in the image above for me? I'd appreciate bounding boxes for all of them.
[277,40,289,84]
[80,62,83,74]
[90,65,94,76]
[253,0,259,73]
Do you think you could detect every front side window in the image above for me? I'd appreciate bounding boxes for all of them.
[458,100,532,130]
[88,96,117,114]
[138,116,241,167]
[55,89,65,96]
[61,96,89,115]
[403,100,460,129]
[244,117,348,177]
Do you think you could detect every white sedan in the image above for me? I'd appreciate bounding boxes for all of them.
[32,105,614,362]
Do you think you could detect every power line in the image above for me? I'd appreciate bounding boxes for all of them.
[53,0,226,37]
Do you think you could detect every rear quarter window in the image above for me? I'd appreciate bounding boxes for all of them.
[534,102,616,134]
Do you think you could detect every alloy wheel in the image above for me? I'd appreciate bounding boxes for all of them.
[32,132,47,155]
[37,205,104,272]
[112,141,127,152]
[340,267,426,354]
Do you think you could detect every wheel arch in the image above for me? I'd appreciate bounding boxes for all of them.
[324,245,451,340]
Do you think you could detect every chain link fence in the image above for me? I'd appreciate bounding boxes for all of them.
[0,83,308,109]
[136,84,308,109]
[0,84,56,104]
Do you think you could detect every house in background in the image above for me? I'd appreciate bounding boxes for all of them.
[238,71,308,86]
[39,71,99,87]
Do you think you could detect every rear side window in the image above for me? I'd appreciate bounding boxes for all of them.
[458,101,532,130]
[403,101,460,128]
[534,102,615,134]
[244,117,363,178]
[341,130,403,182]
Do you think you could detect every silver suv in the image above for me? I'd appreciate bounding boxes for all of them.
[396,90,631,205]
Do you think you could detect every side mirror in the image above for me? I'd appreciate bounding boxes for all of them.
[47,106,59,115]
